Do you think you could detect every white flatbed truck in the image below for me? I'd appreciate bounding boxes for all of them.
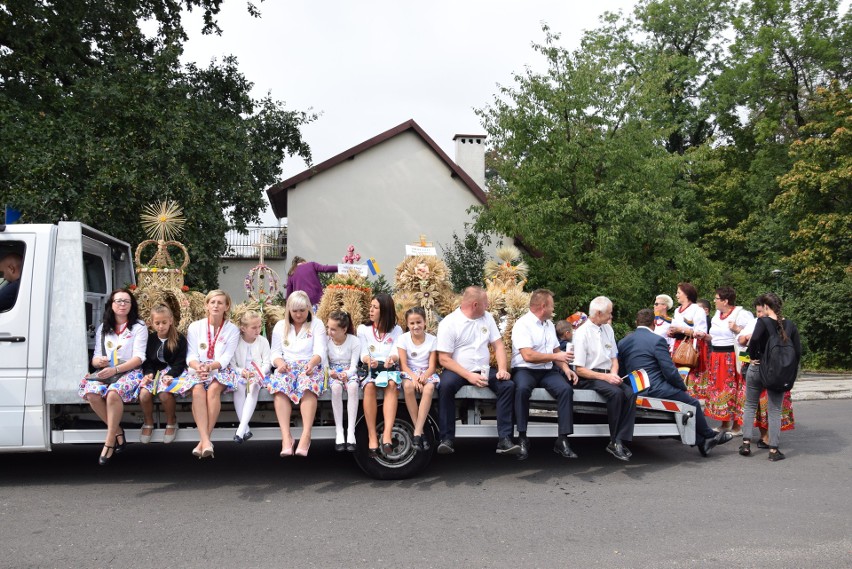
[0,222,698,479]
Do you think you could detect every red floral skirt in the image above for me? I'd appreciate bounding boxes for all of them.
[704,350,745,425]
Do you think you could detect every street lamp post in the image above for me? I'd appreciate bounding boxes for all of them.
[771,269,783,298]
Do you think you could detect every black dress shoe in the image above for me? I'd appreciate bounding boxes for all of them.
[334,443,345,452]
[233,434,244,444]
[620,442,633,459]
[606,442,630,462]
[114,429,127,454]
[368,447,379,458]
[496,437,521,455]
[756,439,770,449]
[716,431,734,446]
[437,439,455,455]
[699,435,718,457]
[553,437,578,459]
[517,437,530,461]
[346,442,357,453]
[243,431,253,442]
[412,436,424,452]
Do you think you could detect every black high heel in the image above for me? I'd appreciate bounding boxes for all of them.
[99,445,115,466]
[114,429,127,453]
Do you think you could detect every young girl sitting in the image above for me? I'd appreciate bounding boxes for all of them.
[326,310,361,452]
[396,307,439,452]
[139,304,187,444]
[232,310,271,444]
[357,293,403,457]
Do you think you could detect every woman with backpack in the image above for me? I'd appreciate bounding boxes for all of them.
[739,292,801,461]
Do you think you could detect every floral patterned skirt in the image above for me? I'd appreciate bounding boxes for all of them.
[755,390,795,431]
[674,338,707,400]
[161,366,239,396]
[401,367,440,386]
[139,366,178,395]
[78,369,144,403]
[265,359,325,404]
[704,350,746,425]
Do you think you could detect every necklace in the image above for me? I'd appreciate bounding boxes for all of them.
[372,324,386,343]
[114,321,128,336]
[207,318,223,359]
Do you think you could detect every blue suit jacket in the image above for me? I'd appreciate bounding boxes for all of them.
[617,327,687,399]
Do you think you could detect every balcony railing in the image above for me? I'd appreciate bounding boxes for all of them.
[223,226,287,259]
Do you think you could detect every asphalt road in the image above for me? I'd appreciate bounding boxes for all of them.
[1,400,850,569]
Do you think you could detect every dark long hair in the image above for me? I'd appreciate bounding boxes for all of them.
[371,293,397,334]
[760,292,787,342]
[328,309,355,336]
[103,289,139,331]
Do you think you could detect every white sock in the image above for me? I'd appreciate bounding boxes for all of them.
[331,382,344,444]
[236,384,259,438]
[346,381,359,444]
[233,386,246,434]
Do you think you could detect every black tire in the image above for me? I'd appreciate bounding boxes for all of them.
[353,405,436,480]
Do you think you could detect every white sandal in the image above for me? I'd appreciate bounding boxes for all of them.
[140,424,154,444]
[163,423,179,444]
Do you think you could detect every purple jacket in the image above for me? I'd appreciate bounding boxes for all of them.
[286,262,338,305]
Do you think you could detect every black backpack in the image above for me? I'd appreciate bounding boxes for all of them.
[759,318,799,392]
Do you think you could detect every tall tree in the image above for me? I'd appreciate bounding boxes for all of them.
[475,25,717,320]
[0,0,312,288]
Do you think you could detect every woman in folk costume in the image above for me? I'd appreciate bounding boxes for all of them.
[668,283,708,399]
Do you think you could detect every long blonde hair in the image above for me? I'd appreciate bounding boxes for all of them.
[280,291,312,340]
[150,304,179,353]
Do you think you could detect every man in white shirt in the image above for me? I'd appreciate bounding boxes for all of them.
[436,286,520,456]
[574,296,636,461]
[511,289,579,460]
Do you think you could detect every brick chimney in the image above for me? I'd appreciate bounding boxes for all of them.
[453,134,486,191]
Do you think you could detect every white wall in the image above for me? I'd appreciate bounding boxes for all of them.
[286,130,485,282]
[218,258,289,304]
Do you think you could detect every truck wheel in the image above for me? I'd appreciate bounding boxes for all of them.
[353,405,436,480]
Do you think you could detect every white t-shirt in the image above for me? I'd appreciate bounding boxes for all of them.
[94,320,148,365]
[186,318,240,368]
[270,317,326,362]
[572,320,617,371]
[395,331,437,370]
[326,334,360,377]
[233,335,272,376]
[357,324,403,362]
[709,307,754,347]
[510,310,559,369]
[436,308,501,372]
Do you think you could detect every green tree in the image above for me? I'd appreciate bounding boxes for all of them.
[475,25,717,321]
[774,82,851,366]
[0,0,313,288]
[440,225,491,292]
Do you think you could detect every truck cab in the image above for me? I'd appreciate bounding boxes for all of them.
[0,222,133,451]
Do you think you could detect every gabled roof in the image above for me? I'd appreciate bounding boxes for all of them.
[266,119,488,218]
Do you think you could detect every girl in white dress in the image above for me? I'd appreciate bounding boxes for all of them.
[232,310,271,444]
[397,307,439,452]
[325,310,361,452]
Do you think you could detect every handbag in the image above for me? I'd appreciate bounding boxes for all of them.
[672,338,699,368]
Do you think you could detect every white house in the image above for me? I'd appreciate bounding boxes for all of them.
[266,119,496,284]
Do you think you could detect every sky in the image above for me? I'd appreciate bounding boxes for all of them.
[179,1,640,225]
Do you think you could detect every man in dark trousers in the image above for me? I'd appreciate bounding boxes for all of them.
[618,308,733,457]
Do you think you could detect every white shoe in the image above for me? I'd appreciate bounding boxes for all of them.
[140,425,154,444]
[163,423,178,444]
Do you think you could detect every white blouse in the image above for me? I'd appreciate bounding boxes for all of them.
[672,303,708,335]
[326,334,360,377]
[94,320,148,366]
[395,331,437,370]
[186,318,240,368]
[358,324,403,362]
[232,336,272,377]
[271,317,326,362]
[709,307,754,347]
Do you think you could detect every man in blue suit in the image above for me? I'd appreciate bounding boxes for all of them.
[618,309,733,457]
